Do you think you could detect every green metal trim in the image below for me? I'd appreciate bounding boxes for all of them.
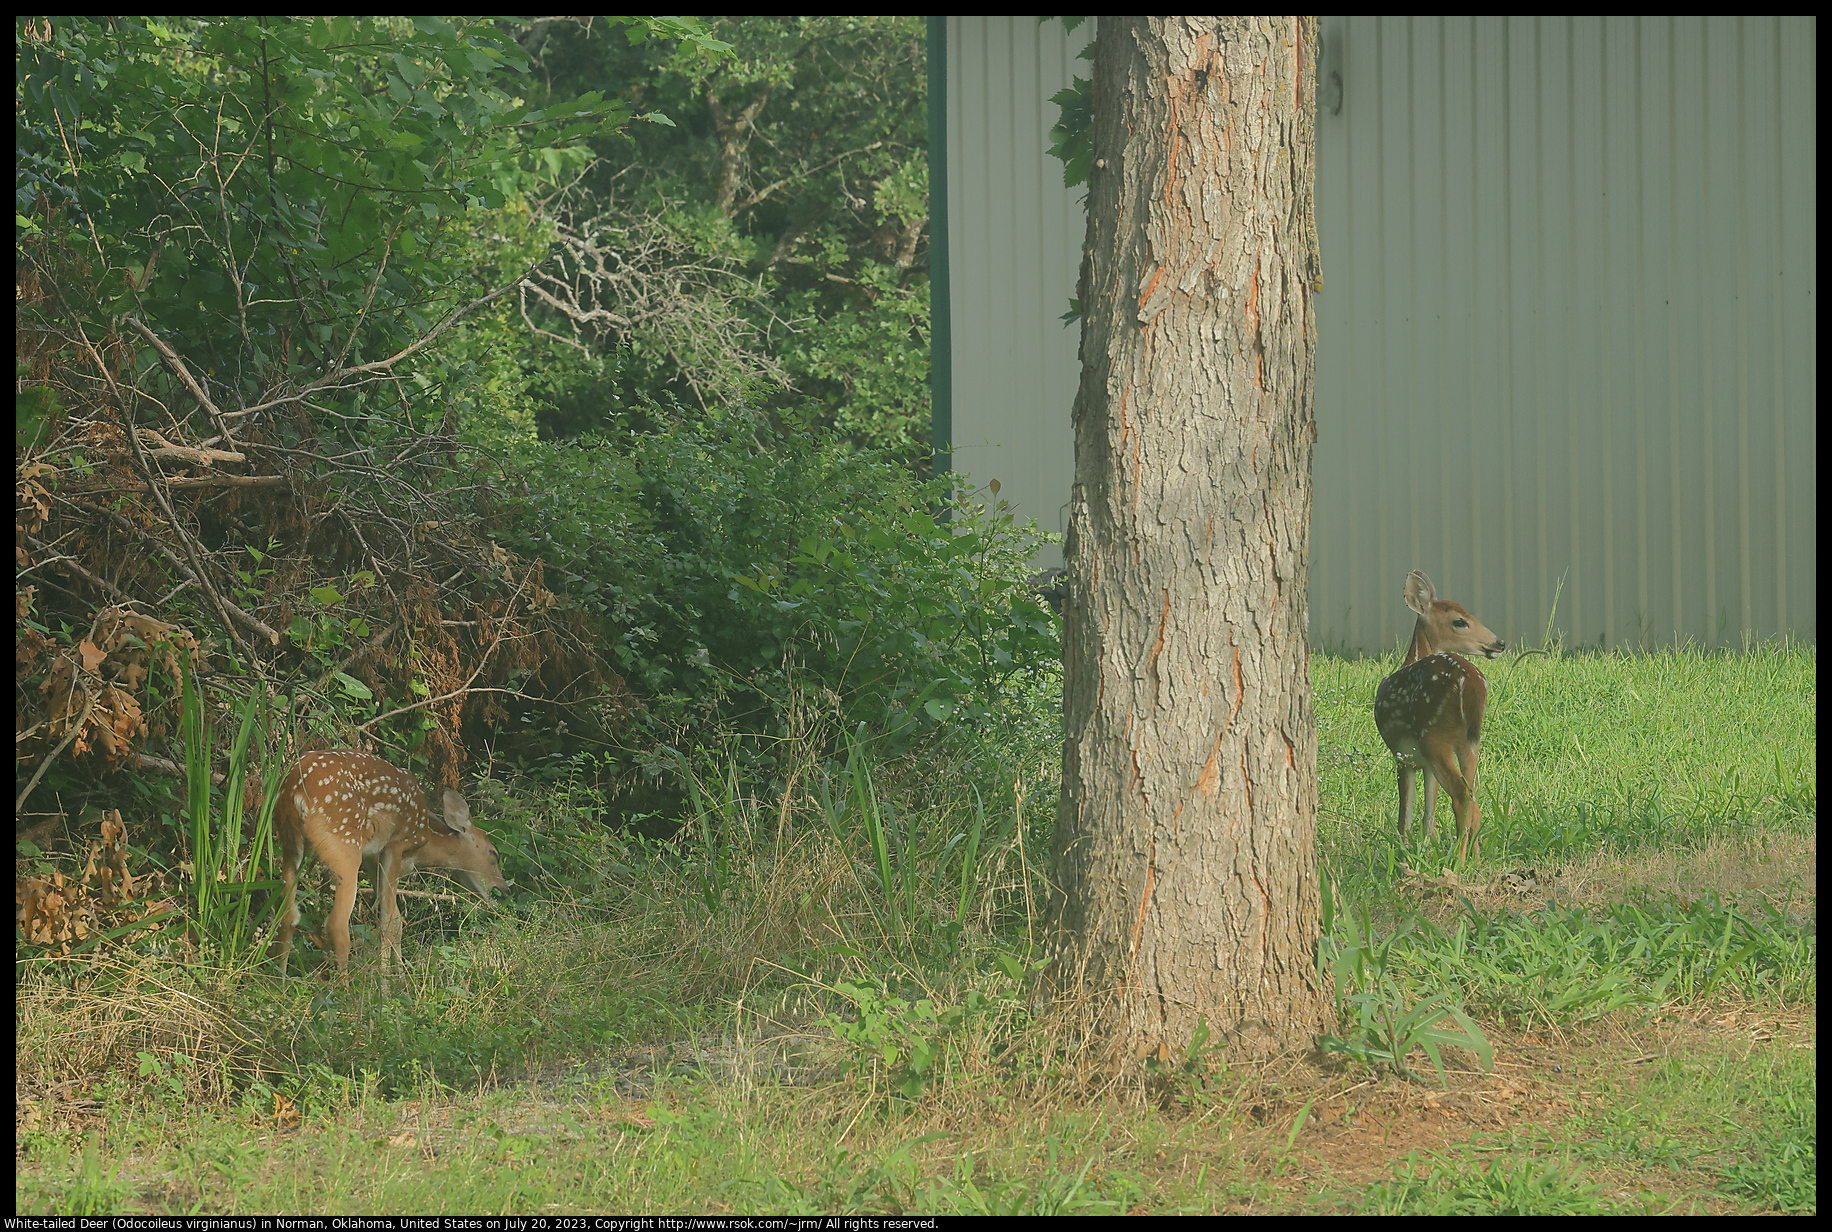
[926,15,952,487]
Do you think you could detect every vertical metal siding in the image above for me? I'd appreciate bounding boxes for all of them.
[945,16,1089,568]
[1312,15,1815,653]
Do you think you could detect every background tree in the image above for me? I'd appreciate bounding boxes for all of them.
[507,17,932,467]
[1048,16,1330,1061]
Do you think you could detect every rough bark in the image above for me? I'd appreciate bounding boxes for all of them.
[1048,16,1328,1062]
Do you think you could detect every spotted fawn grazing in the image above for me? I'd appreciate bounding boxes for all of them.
[275,750,506,980]
[1373,571,1505,860]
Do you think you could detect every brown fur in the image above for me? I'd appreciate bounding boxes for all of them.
[275,751,505,978]
[1373,572,1505,860]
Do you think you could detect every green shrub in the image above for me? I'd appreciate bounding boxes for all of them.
[497,413,1060,767]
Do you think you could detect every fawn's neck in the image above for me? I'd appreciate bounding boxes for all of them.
[1404,624,1482,674]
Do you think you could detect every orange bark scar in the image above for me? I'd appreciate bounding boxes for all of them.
[1228,645,1244,729]
[1138,265,1166,310]
[1196,732,1223,797]
[1292,17,1304,112]
[1163,94,1182,210]
[1250,255,1265,388]
[1146,586,1170,672]
[1128,862,1154,961]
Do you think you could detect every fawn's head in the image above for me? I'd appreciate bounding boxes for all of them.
[1402,570,1505,664]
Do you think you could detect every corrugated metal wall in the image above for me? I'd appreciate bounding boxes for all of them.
[939,16,1816,648]
[1312,15,1817,653]
[943,16,1088,569]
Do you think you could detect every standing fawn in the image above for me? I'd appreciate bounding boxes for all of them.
[1373,571,1506,860]
[275,750,506,978]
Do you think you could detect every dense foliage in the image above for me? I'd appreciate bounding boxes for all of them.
[16,17,725,793]
[17,16,1052,849]
[494,414,1059,772]
[16,17,703,395]
[507,17,934,466]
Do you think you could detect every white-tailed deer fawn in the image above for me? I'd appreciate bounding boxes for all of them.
[275,750,506,978]
[1373,571,1506,860]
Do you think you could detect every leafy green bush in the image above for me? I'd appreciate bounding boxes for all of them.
[496,413,1059,764]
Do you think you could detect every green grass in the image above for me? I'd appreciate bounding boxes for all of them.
[1317,638,1814,874]
[15,641,1815,1215]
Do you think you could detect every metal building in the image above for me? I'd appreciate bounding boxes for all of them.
[932,15,1816,651]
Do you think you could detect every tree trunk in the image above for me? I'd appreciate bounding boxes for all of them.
[1049,16,1329,1062]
